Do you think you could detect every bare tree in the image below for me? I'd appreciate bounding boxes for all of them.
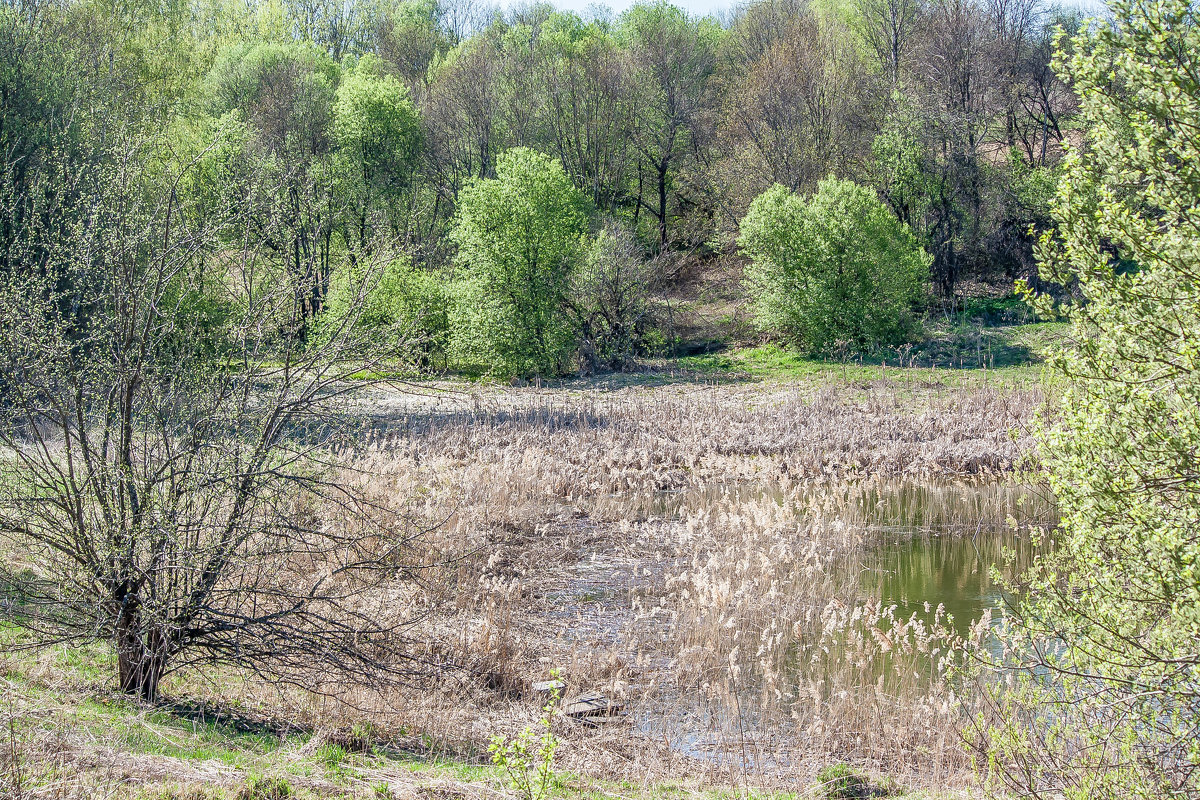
[0,124,436,702]
[421,31,503,196]
[543,21,635,212]
[1010,7,1079,166]
[914,0,998,294]
[720,6,879,206]
[621,3,718,251]
[854,0,925,87]
[571,219,660,370]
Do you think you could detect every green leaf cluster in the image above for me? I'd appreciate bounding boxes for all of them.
[449,147,590,378]
[978,0,1200,796]
[738,177,929,353]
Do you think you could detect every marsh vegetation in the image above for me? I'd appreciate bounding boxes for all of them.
[3,0,1199,795]
[0,374,1054,797]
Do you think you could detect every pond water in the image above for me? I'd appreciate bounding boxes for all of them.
[629,479,1058,765]
[859,481,1054,639]
[649,478,1055,637]
[862,526,1039,641]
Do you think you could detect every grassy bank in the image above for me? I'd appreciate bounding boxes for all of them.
[346,321,1067,388]
[0,636,973,800]
[670,323,1065,384]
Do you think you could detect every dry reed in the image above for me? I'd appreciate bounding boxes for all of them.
[5,378,1052,795]
[306,379,1050,789]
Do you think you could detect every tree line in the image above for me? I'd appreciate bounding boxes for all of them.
[1,0,1081,375]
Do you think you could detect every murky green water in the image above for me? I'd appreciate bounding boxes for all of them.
[652,478,1055,637]
[862,526,1040,639]
[860,482,1054,635]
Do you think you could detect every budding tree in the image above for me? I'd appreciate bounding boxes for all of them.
[0,121,436,702]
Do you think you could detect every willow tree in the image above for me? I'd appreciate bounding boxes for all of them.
[739,178,929,353]
[974,1,1200,796]
[449,147,590,377]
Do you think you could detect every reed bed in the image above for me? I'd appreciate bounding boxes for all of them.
[363,380,1042,487]
[6,378,1051,795]
[285,379,1050,789]
[628,488,988,785]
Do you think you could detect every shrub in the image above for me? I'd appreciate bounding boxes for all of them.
[488,681,561,800]
[449,147,590,378]
[738,178,929,353]
[571,220,660,371]
[316,257,449,369]
[816,764,870,799]
[972,1,1200,797]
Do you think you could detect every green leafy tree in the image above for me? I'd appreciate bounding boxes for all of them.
[449,147,590,377]
[871,97,934,231]
[488,677,561,800]
[332,54,422,258]
[317,257,449,370]
[738,177,929,353]
[206,42,340,156]
[973,1,1200,797]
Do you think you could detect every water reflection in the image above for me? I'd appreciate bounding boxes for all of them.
[633,478,1058,765]
[862,526,1041,641]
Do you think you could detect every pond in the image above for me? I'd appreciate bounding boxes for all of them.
[851,479,1055,631]
[863,526,1037,642]
[648,478,1055,636]
[627,478,1058,768]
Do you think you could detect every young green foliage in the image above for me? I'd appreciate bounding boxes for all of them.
[488,679,561,800]
[332,54,422,253]
[975,1,1200,797]
[738,177,929,354]
[449,147,590,378]
[316,257,449,370]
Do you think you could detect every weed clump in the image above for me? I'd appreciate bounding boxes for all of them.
[236,775,294,800]
[815,764,901,799]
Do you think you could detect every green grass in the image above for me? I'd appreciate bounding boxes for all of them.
[331,309,1069,393]
[673,323,1067,385]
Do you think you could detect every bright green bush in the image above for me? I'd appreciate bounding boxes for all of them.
[316,257,449,368]
[332,54,422,251]
[738,177,929,353]
[449,147,590,378]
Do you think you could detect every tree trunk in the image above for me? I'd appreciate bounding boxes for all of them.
[116,613,167,702]
[657,162,669,251]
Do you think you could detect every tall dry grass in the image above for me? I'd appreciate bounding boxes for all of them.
[281,380,1048,786]
[626,483,1024,785]
[40,378,1049,792]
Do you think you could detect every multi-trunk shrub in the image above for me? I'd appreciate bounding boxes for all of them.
[449,147,590,378]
